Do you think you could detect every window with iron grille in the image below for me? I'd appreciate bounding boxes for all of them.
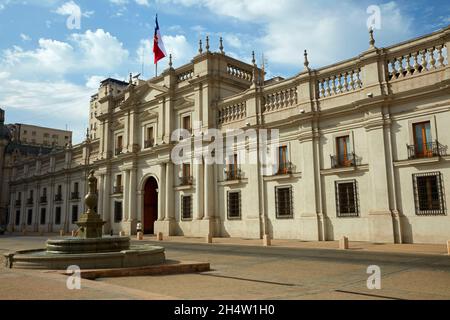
[15,210,20,226]
[27,209,32,225]
[40,208,46,225]
[413,172,446,216]
[114,202,122,222]
[181,195,192,220]
[335,180,359,217]
[227,191,241,219]
[275,186,293,218]
[55,207,62,225]
[71,205,78,224]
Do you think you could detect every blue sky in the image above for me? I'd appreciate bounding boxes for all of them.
[0,0,449,143]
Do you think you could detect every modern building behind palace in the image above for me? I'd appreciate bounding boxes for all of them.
[0,26,449,244]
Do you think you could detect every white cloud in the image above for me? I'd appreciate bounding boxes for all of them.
[1,29,129,80]
[55,0,94,20]
[0,78,93,143]
[20,33,31,41]
[137,34,194,72]
[135,0,149,6]
[158,0,414,68]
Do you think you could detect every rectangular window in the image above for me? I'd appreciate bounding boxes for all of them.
[413,121,432,158]
[74,182,79,193]
[27,209,32,225]
[181,163,192,185]
[114,175,123,193]
[336,135,351,167]
[55,207,62,225]
[71,205,78,224]
[15,210,21,226]
[413,172,445,216]
[335,180,359,217]
[116,135,123,154]
[227,191,241,219]
[114,202,123,222]
[278,146,290,174]
[40,208,46,225]
[275,186,293,218]
[183,115,191,133]
[146,126,154,148]
[181,195,192,220]
[227,154,239,180]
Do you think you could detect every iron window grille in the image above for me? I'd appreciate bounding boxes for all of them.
[54,194,63,202]
[275,186,294,218]
[40,208,46,225]
[71,206,78,224]
[181,195,193,220]
[15,211,20,226]
[227,191,241,219]
[407,141,447,160]
[27,209,32,226]
[114,202,123,223]
[55,207,62,225]
[413,172,446,216]
[335,180,359,218]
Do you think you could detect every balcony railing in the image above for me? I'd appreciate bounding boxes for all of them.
[15,200,21,206]
[115,148,123,156]
[113,186,124,194]
[71,192,80,200]
[331,153,360,168]
[54,194,63,202]
[144,139,155,149]
[224,168,243,181]
[40,196,47,204]
[407,141,447,160]
[276,162,294,175]
[180,176,193,186]
[26,198,33,205]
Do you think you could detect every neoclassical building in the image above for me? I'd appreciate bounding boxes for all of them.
[1,26,450,244]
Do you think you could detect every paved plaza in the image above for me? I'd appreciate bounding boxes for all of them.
[0,234,449,300]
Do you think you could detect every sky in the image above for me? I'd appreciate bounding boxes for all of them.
[0,0,449,143]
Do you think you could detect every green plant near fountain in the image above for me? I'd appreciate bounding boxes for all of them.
[4,170,165,270]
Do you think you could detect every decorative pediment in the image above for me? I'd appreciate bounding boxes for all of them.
[121,82,169,108]
[110,118,125,131]
[174,96,195,110]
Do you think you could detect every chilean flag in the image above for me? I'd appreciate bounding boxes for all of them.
[153,15,167,64]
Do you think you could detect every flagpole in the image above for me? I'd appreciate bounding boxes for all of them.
[155,62,158,78]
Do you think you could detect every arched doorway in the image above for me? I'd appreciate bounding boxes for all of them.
[143,177,158,234]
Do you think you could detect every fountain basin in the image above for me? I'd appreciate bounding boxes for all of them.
[4,245,165,270]
[46,236,130,254]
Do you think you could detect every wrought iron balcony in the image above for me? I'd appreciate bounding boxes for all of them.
[276,162,294,175]
[144,139,155,149]
[115,148,123,156]
[407,141,447,160]
[54,194,63,202]
[180,176,193,186]
[113,186,124,194]
[71,192,80,200]
[331,153,360,168]
[40,196,47,204]
[15,200,21,206]
[26,198,33,205]
[224,168,243,181]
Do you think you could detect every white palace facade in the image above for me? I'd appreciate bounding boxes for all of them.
[1,26,450,244]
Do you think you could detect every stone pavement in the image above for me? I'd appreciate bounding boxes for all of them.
[1,234,449,300]
[138,235,448,256]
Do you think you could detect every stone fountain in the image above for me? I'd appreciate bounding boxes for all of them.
[4,170,165,270]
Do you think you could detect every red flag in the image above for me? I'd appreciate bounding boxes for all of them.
[153,15,166,64]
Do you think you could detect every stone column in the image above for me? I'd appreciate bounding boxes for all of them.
[158,163,166,221]
[203,163,214,219]
[165,162,174,221]
[122,169,130,222]
[365,116,395,243]
[195,159,204,220]
[128,166,137,234]
[96,174,104,218]
[102,172,111,233]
